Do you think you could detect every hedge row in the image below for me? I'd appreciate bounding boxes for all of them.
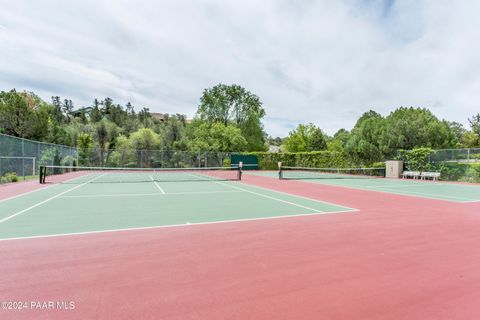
[240,151,358,170]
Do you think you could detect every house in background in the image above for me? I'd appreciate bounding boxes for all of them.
[151,112,192,124]
[151,113,166,122]
[269,145,281,153]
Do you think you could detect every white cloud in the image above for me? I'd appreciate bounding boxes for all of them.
[0,0,479,136]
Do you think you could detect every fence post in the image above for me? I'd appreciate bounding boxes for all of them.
[37,143,40,173]
[21,139,25,180]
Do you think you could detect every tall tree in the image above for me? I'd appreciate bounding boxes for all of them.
[284,123,327,152]
[51,96,65,123]
[345,110,386,162]
[94,119,120,165]
[62,99,74,122]
[125,102,135,115]
[383,107,456,150]
[466,114,480,147]
[0,90,35,137]
[102,97,113,115]
[129,128,161,150]
[77,133,93,165]
[161,114,187,150]
[186,121,247,152]
[461,131,480,148]
[327,128,351,152]
[90,99,103,122]
[447,121,466,145]
[138,107,152,128]
[197,84,267,151]
[469,113,480,136]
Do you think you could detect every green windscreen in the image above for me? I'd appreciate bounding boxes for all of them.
[231,154,258,170]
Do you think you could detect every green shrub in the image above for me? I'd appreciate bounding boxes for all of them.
[459,163,480,183]
[399,147,434,171]
[0,172,18,183]
[239,151,357,170]
[10,173,18,182]
[371,162,386,168]
[436,163,465,181]
[431,162,480,183]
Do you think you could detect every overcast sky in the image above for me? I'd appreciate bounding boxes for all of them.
[0,0,479,136]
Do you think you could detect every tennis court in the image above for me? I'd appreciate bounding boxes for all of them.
[0,168,354,241]
[249,169,480,203]
[1,166,480,320]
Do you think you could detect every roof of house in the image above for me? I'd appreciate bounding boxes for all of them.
[151,112,166,120]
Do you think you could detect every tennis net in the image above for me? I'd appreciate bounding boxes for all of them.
[279,166,385,180]
[39,165,242,184]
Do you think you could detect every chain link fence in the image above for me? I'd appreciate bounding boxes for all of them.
[79,148,231,168]
[430,148,480,183]
[0,133,232,183]
[398,148,480,183]
[0,133,78,183]
[3,133,480,184]
[428,148,480,163]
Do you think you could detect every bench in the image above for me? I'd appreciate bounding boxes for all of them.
[401,171,421,179]
[420,172,441,181]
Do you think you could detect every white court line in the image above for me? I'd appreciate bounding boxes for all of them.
[184,172,357,213]
[359,181,474,189]
[361,186,476,202]
[0,174,106,224]
[59,190,244,198]
[239,181,359,211]
[0,172,97,204]
[360,184,440,188]
[184,173,322,213]
[280,179,479,203]
[150,176,166,194]
[252,171,478,203]
[289,179,475,203]
[0,184,53,204]
[214,181,325,213]
[162,190,242,195]
[0,208,356,242]
[460,199,480,203]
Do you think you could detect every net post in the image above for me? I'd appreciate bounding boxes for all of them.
[238,161,243,180]
[278,162,283,180]
[39,165,45,184]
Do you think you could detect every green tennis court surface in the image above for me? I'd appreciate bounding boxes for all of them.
[247,171,480,203]
[0,175,355,240]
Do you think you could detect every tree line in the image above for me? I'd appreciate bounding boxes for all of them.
[1,85,479,166]
[281,108,480,163]
[0,85,268,165]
